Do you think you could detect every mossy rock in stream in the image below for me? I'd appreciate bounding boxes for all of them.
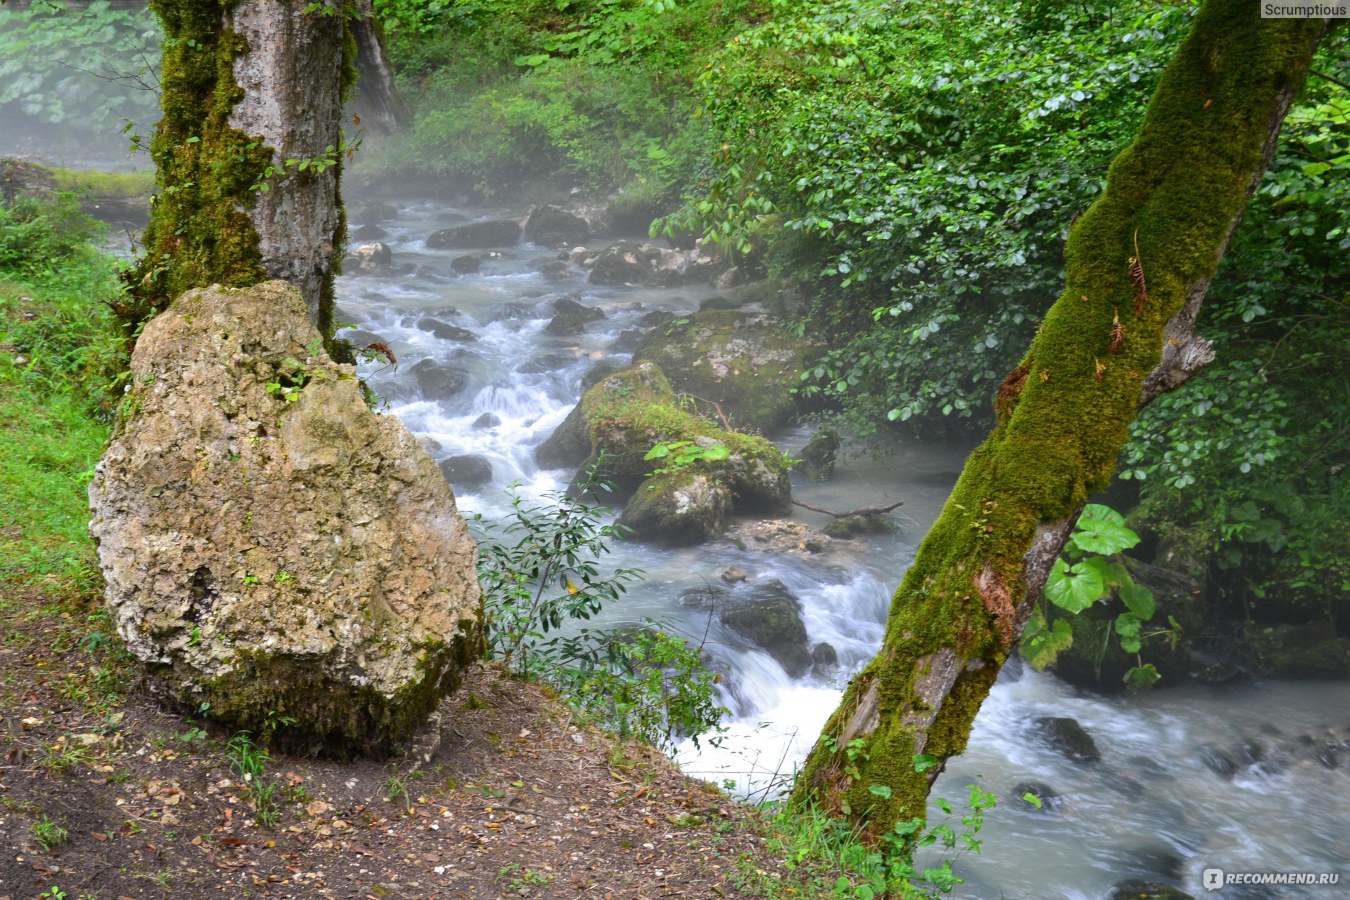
[619,469,732,547]
[1244,624,1350,679]
[537,362,790,543]
[634,309,822,433]
[719,579,811,678]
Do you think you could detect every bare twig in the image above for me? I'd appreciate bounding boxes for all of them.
[789,498,904,519]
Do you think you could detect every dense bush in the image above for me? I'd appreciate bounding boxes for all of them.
[668,0,1347,617]
[473,477,725,749]
[0,1,160,156]
[369,0,765,204]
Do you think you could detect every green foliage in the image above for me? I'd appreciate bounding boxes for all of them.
[643,439,731,479]
[0,193,104,275]
[31,815,69,853]
[225,731,282,827]
[1022,504,1172,690]
[666,0,1191,434]
[473,476,725,749]
[369,0,763,203]
[1116,60,1350,615]
[0,194,123,600]
[0,1,161,152]
[748,783,995,898]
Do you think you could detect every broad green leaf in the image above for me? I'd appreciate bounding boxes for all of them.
[1114,611,1141,638]
[1119,582,1156,620]
[1080,503,1126,525]
[1124,664,1160,691]
[1072,515,1140,555]
[1021,609,1073,670]
[868,784,893,799]
[913,753,938,773]
[1045,558,1106,612]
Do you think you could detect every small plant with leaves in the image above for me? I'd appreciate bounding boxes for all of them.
[643,439,731,480]
[225,732,281,826]
[1021,504,1179,690]
[32,815,69,853]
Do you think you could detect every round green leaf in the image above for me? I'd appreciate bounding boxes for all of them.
[1045,558,1106,612]
[1072,516,1140,555]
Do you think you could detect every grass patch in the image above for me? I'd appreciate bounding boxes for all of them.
[0,193,125,604]
[50,167,154,198]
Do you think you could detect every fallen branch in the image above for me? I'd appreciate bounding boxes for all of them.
[790,498,904,519]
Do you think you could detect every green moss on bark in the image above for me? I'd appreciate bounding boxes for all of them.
[124,0,270,325]
[792,0,1326,838]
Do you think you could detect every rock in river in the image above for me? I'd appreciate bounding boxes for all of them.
[88,281,483,756]
[427,218,521,249]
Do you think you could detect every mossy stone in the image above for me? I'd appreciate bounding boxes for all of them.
[634,309,821,433]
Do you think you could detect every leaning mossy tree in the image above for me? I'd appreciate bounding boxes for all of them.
[124,0,359,334]
[793,0,1331,837]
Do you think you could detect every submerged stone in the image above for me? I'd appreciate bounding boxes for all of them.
[88,282,483,756]
[438,454,493,491]
[1031,716,1101,764]
[719,579,811,678]
[409,358,470,401]
[416,318,478,343]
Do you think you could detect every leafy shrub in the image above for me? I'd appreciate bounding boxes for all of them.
[368,0,763,204]
[473,475,725,749]
[0,1,161,152]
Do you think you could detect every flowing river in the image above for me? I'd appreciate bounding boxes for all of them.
[335,196,1349,898]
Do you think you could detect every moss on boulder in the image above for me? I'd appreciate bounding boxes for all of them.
[634,309,821,433]
[539,362,791,543]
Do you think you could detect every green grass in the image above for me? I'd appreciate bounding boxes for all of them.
[0,196,125,603]
[50,167,154,198]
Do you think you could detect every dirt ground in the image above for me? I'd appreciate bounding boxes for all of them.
[0,593,793,900]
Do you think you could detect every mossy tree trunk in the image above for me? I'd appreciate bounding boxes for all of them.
[126,0,355,333]
[791,0,1328,838]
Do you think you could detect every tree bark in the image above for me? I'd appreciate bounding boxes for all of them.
[127,0,351,333]
[348,0,405,135]
[791,0,1328,838]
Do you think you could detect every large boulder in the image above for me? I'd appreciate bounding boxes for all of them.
[427,219,521,249]
[88,282,483,756]
[524,205,589,248]
[582,363,790,505]
[635,309,821,433]
[588,240,657,286]
[535,363,791,543]
[620,470,732,547]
